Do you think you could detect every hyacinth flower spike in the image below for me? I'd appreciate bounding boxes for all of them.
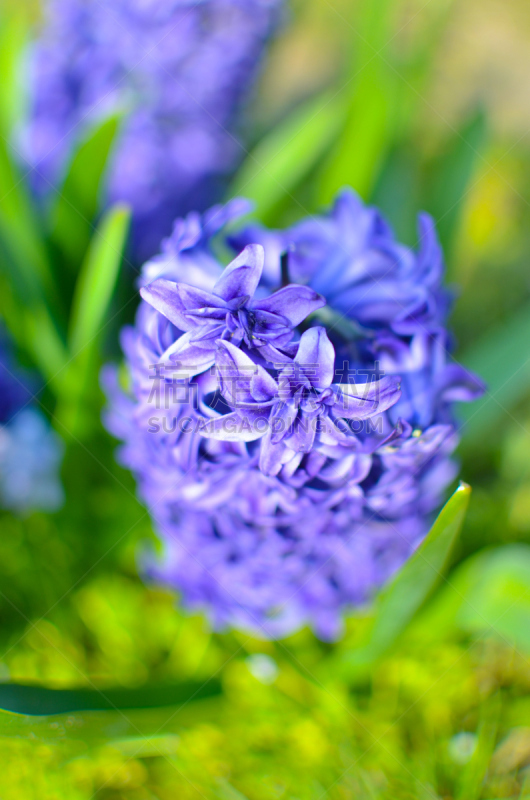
[201,327,402,475]
[105,196,484,639]
[140,244,325,375]
[26,0,283,260]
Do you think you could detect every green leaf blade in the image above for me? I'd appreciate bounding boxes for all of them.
[0,679,222,717]
[49,113,122,266]
[336,483,471,680]
[0,9,29,138]
[228,91,346,221]
[68,203,130,355]
[423,109,488,256]
[0,680,223,748]
[316,0,399,204]
[432,544,530,653]
[54,204,130,435]
[458,303,530,444]
[0,137,55,305]
[0,136,68,380]
[317,71,397,204]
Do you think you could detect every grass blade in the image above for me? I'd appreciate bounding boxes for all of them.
[456,694,501,800]
[0,136,56,307]
[334,483,471,681]
[429,544,530,653]
[0,273,67,387]
[316,0,399,204]
[49,113,122,266]
[458,303,530,444]
[0,32,68,381]
[0,679,222,716]
[228,90,346,221]
[423,109,487,256]
[318,70,397,205]
[68,203,130,355]
[0,9,29,137]
[56,204,130,435]
[22,305,69,392]
[0,680,222,747]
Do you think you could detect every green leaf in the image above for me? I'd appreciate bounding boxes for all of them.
[316,0,400,204]
[422,109,487,256]
[49,113,122,266]
[371,146,421,245]
[458,303,530,445]
[0,9,29,137]
[68,203,130,355]
[54,204,130,435]
[0,137,67,381]
[333,483,471,681]
[0,136,56,307]
[0,679,222,747]
[318,71,397,205]
[216,779,252,800]
[316,0,460,207]
[0,273,67,386]
[455,693,501,800]
[228,90,346,222]
[21,305,69,392]
[430,544,530,654]
[0,679,222,717]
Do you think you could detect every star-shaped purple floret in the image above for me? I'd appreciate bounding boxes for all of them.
[200,327,402,475]
[140,244,325,376]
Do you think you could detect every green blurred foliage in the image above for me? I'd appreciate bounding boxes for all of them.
[1,0,530,796]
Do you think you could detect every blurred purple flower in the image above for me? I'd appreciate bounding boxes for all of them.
[0,339,34,425]
[23,0,282,260]
[104,192,484,640]
[231,189,450,333]
[0,334,64,513]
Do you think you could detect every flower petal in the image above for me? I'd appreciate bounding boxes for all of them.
[139,279,191,330]
[285,413,317,453]
[259,429,293,476]
[435,364,486,404]
[295,327,335,389]
[199,410,268,442]
[250,367,279,403]
[216,340,277,408]
[270,400,299,444]
[213,244,264,302]
[177,284,227,314]
[334,375,401,420]
[319,453,372,485]
[189,321,226,343]
[161,331,215,377]
[254,285,325,327]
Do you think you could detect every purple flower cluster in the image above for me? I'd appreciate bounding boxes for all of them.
[0,336,64,513]
[104,190,484,640]
[23,0,281,260]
